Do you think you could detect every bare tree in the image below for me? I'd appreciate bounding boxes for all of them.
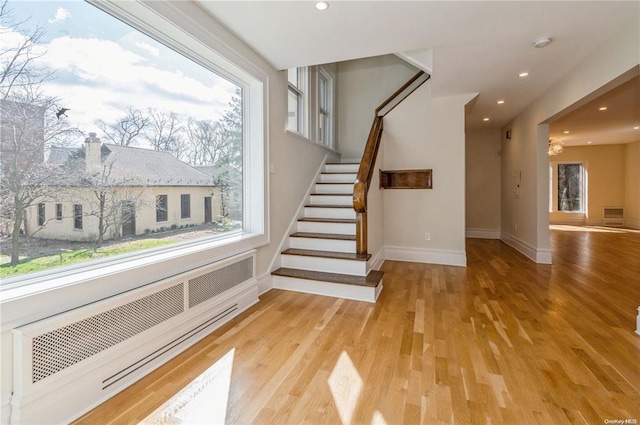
[96,106,150,146]
[145,108,184,154]
[185,118,229,166]
[0,1,81,265]
[81,155,148,247]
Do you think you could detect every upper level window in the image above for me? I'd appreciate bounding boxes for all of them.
[0,0,265,282]
[318,68,333,147]
[287,67,307,134]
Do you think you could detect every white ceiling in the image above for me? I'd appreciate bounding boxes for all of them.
[196,1,639,144]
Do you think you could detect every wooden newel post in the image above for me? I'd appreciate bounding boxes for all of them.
[356,212,367,255]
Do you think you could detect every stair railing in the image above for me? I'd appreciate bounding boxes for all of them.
[353,71,430,255]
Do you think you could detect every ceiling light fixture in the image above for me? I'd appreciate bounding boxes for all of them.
[519,72,529,78]
[483,117,490,121]
[497,100,505,104]
[533,37,552,48]
[315,1,329,11]
[587,141,592,144]
[563,130,570,134]
[599,106,608,111]
[634,126,640,130]
[548,140,564,156]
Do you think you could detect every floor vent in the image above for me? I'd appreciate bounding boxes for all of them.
[603,207,624,226]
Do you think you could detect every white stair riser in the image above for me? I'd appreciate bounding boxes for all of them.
[290,237,356,253]
[309,195,352,206]
[320,173,356,183]
[325,164,359,173]
[273,276,381,303]
[297,221,355,235]
[315,184,353,194]
[304,207,356,220]
[281,255,367,276]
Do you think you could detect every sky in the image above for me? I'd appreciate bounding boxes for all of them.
[2,0,239,148]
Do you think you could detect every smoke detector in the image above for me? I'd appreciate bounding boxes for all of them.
[533,37,552,48]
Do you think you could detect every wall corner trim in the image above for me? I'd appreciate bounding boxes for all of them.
[500,232,552,264]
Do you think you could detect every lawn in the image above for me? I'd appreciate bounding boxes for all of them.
[0,238,177,279]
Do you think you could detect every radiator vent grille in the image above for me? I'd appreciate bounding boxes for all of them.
[189,257,253,308]
[32,284,184,383]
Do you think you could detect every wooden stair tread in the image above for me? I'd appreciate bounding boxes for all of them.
[321,171,357,174]
[282,248,370,261]
[272,267,382,288]
[290,232,356,241]
[316,182,354,185]
[304,204,353,209]
[298,217,355,224]
[310,193,352,196]
[326,162,360,165]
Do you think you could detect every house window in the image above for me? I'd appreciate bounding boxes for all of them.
[73,204,83,230]
[318,68,333,147]
[156,195,168,222]
[56,203,63,221]
[181,194,191,219]
[287,67,307,134]
[37,203,45,226]
[550,162,586,213]
[1,0,265,286]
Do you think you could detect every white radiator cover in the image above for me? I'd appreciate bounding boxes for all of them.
[11,251,258,425]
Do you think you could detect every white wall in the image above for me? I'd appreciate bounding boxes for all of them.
[626,140,640,229]
[382,83,474,266]
[466,128,501,238]
[336,55,417,160]
[502,20,640,263]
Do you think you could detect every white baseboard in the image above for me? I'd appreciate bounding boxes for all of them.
[1,395,11,425]
[466,228,501,239]
[385,246,467,267]
[501,232,552,264]
[256,273,272,296]
[368,246,385,271]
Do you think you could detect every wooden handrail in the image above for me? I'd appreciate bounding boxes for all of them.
[353,71,429,255]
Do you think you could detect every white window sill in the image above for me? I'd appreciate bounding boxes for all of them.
[0,231,268,329]
[285,129,340,156]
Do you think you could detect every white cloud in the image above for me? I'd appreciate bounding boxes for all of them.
[48,7,71,24]
[135,42,160,57]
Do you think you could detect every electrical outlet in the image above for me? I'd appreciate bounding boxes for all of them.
[424,232,431,241]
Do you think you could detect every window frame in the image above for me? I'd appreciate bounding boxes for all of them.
[286,67,308,135]
[37,203,46,227]
[180,194,191,219]
[73,204,83,230]
[549,161,587,214]
[156,194,169,222]
[0,0,269,318]
[317,67,333,148]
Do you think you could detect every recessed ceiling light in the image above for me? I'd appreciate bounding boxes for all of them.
[564,130,570,134]
[634,126,640,130]
[519,72,529,78]
[599,106,607,111]
[533,37,552,48]
[483,117,490,121]
[315,1,329,11]
[497,100,505,104]
[587,141,592,144]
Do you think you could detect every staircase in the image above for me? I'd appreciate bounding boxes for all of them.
[271,162,383,302]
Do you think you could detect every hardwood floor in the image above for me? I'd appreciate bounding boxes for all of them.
[74,227,640,424]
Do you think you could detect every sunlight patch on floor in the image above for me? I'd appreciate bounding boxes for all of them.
[141,348,235,425]
[328,351,363,425]
[550,225,640,234]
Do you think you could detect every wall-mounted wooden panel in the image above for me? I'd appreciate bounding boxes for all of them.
[379,169,433,189]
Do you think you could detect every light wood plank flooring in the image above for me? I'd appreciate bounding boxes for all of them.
[75,227,640,424]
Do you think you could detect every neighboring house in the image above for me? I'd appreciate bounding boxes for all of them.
[25,133,222,242]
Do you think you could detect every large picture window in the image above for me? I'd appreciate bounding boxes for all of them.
[549,162,586,214]
[0,0,265,283]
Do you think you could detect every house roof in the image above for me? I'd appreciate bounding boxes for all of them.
[100,144,214,187]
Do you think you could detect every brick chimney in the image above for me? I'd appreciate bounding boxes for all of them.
[84,132,101,174]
